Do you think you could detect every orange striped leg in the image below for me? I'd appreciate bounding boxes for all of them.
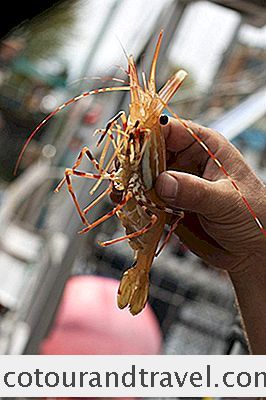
[55,167,113,192]
[54,146,101,192]
[97,110,127,147]
[90,119,124,195]
[57,168,113,226]
[78,192,132,234]
[94,112,126,189]
[90,136,113,195]
[98,214,158,247]
[90,129,128,195]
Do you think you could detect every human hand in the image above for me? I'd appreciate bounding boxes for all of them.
[155,116,266,275]
[109,114,266,352]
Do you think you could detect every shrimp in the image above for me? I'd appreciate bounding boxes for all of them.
[54,31,186,315]
[15,30,266,315]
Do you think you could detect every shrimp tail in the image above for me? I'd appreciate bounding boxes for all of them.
[117,250,155,315]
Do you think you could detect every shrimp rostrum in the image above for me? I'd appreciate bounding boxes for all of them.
[17,31,265,316]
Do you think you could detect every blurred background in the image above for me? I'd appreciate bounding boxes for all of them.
[0,0,265,377]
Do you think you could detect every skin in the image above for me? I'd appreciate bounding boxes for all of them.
[155,117,266,355]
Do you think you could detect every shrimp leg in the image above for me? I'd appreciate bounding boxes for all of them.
[78,192,133,234]
[97,110,127,147]
[98,214,158,246]
[55,146,101,192]
[57,168,113,226]
[89,111,127,195]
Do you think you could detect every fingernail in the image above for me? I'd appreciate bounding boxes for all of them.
[156,172,178,203]
[159,114,169,126]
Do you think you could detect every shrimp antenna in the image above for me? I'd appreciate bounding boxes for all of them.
[115,34,129,61]
[112,64,129,76]
[13,85,130,175]
[68,76,128,87]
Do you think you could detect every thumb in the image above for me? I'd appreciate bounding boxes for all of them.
[155,171,221,216]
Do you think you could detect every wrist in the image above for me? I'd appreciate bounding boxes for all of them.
[229,261,266,354]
